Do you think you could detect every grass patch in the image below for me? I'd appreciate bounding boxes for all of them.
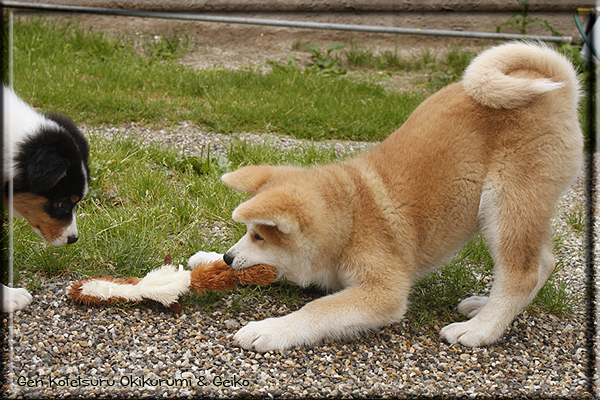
[9,17,424,142]
[344,42,477,92]
[563,203,586,233]
[408,234,581,328]
[408,236,492,327]
[345,42,413,71]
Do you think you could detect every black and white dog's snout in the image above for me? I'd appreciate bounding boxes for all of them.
[223,253,234,266]
[67,235,78,245]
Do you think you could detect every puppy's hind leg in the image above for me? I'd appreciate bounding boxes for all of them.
[440,180,557,347]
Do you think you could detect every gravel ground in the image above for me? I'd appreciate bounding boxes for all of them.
[2,123,595,399]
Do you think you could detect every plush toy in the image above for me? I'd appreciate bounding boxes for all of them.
[67,254,277,313]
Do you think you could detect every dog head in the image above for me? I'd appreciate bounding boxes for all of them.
[10,114,89,246]
[221,165,333,286]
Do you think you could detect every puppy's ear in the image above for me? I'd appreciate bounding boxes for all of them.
[231,189,305,234]
[222,165,295,193]
[26,148,68,193]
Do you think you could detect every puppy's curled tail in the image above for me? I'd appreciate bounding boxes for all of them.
[462,42,580,109]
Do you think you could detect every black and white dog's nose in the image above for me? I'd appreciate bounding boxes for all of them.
[67,235,79,244]
[223,253,234,266]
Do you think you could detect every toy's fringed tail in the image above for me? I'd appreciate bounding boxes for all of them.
[67,256,191,313]
[67,255,277,313]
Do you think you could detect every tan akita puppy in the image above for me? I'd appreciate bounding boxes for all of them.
[210,42,582,351]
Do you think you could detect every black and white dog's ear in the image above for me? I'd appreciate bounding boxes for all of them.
[46,113,90,163]
[25,147,69,193]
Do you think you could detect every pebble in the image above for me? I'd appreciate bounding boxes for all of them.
[2,123,594,398]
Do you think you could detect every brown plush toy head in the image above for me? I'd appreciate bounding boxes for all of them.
[190,259,277,292]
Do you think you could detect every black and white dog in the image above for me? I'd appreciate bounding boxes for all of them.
[2,85,90,312]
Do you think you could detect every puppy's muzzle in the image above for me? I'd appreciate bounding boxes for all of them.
[67,235,78,245]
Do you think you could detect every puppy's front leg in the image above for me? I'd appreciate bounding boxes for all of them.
[234,284,409,352]
[2,284,32,313]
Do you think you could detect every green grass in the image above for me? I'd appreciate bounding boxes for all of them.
[408,234,582,328]
[5,17,583,323]
[408,236,492,328]
[8,17,424,142]
[563,203,586,233]
[344,42,477,92]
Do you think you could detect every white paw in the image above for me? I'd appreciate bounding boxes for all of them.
[2,286,32,313]
[234,317,306,352]
[457,296,488,318]
[187,251,223,267]
[439,319,500,347]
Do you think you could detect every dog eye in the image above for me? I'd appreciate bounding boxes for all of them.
[253,233,264,241]
[54,200,72,213]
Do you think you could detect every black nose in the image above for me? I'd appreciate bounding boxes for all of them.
[223,253,234,266]
[67,235,78,245]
